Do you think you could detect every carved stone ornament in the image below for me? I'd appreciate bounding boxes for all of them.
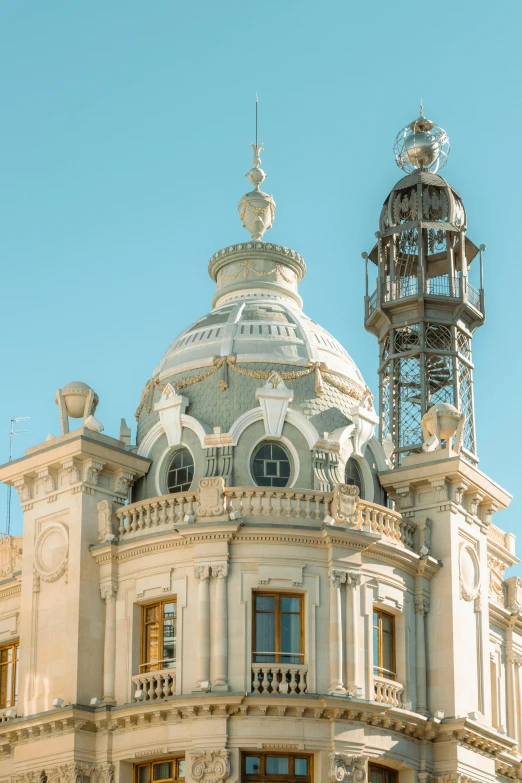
[97,499,116,541]
[13,762,96,783]
[330,483,359,526]
[212,563,229,580]
[62,458,82,486]
[255,373,294,438]
[14,477,32,502]
[329,753,368,783]
[348,404,378,457]
[85,459,105,485]
[154,383,189,447]
[197,477,227,517]
[415,595,430,615]
[190,749,231,783]
[394,485,413,510]
[34,521,69,584]
[459,544,480,603]
[100,581,118,602]
[329,569,348,588]
[194,564,211,582]
[114,469,134,497]
[0,535,22,578]
[94,765,115,783]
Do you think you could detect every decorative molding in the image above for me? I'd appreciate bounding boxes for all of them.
[329,483,359,526]
[154,384,189,447]
[256,373,294,438]
[190,749,231,783]
[212,563,229,580]
[329,754,368,783]
[194,564,211,582]
[0,535,22,579]
[329,569,348,588]
[33,521,68,584]
[85,458,105,485]
[62,458,82,486]
[198,477,227,517]
[97,500,117,542]
[100,581,118,603]
[415,596,430,615]
[95,764,115,783]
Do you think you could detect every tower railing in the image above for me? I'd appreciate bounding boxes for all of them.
[367,275,483,316]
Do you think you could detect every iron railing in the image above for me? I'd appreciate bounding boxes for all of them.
[368,274,483,312]
[426,275,460,297]
[467,282,481,308]
[368,290,377,315]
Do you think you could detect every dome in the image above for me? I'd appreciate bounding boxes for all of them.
[136,242,373,444]
[379,171,467,234]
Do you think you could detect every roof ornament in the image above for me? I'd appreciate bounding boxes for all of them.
[394,104,450,174]
[238,95,276,240]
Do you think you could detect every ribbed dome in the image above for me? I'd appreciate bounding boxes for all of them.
[153,294,365,390]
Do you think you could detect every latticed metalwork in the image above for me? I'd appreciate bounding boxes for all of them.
[366,163,484,464]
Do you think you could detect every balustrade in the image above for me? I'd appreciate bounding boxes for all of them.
[115,489,415,549]
[373,675,404,707]
[251,664,308,695]
[132,667,176,701]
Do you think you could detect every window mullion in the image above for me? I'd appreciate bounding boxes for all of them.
[276,595,281,664]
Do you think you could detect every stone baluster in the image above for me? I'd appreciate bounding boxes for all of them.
[346,573,361,692]
[212,563,229,690]
[329,569,347,694]
[415,595,429,715]
[194,564,211,689]
[100,581,118,705]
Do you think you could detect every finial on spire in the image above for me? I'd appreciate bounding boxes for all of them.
[238,95,276,240]
[419,98,424,117]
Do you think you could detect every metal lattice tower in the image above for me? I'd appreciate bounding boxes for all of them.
[364,110,485,464]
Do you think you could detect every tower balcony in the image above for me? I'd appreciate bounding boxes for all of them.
[366,274,484,329]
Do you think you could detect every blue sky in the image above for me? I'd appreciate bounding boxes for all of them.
[1,1,520,573]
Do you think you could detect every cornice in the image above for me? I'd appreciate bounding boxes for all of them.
[0,578,22,602]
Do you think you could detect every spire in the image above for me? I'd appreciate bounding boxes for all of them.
[238,98,276,240]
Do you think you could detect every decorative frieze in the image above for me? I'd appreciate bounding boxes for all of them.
[0,535,22,579]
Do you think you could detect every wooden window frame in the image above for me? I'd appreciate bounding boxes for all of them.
[0,640,19,709]
[252,592,304,664]
[242,751,313,783]
[140,598,177,674]
[373,608,396,680]
[134,756,185,783]
[368,764,398,783]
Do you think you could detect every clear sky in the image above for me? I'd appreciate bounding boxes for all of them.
[1,2,520,573]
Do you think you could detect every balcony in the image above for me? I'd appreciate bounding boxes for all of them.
[132,666,176,701]
[251,663,308,695]
[373,675,404,707]
[366,275,483,319]
[116,490,415,550]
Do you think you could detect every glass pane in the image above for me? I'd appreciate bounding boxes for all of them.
[245,757,261,774]
[146,606,158,623]
[253,460,264,477]
[153,761,173,780]
[279,460,290,478]
[167,449,194,493]
[256,595,275,611]
[369,768,386,783]
[272,477,287,487]
[163,602,176,663]
[381,614,393,633]
[5,661,12,707]
[271,445,287,461]
[281,613,300,659]
[295,758,308,776]
[138,766,150,783]
[266,461,278,476]
[282,596,300,613]
[255,610,275,660]
[266,757,289,775]
[145,616,160,669]
[178,760,185,779]
[256,444,271,459]
[382,631,393,674]
[0,664,7,709]
[0,648,9,663]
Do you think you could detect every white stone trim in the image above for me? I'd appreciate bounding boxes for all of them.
[137,415,211,458]
[229,408,264,444]
[229,406,320,450]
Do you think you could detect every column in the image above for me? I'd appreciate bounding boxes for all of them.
[345,573,361,692]
[506,647,516,739]
[516,656,522,746]
[212,563,229,690]
[194,564,211,690]
[415,595,429,715]
[101,582,118,705]
[329,569,346,695]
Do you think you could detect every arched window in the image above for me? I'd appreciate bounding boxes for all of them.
[166,448,194,493]
[345,457,364,497]
[252,442,291,488]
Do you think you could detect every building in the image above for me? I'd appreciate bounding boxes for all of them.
[0,110,520,783]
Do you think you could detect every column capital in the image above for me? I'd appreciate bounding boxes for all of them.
[212,563,229,580]
[415,595,430,615]
[194,564,211,582]
[346,572,362,589]
[100,581,118,603]
[329,753,368,783]
[329,569,347,588]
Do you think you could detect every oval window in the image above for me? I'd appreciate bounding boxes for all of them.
[345,457,364,498]
[166,448,194,493]
[252,442,291,488]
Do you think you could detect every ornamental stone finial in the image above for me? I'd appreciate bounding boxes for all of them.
[238,143,276,240]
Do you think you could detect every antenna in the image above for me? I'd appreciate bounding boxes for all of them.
[419,98,424,117]
[255,93,258,147]
[5,417,30,536]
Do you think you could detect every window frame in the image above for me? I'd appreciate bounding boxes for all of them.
[345,456,364,498]
[134,756,185,783]
[252,592,304,665]
[373,608,396,681]
[140,598,177,674]
[250,440,292,488]
[0,640,19,709]
[242,752,313,783]
[165,447,195,494]
[368,764,398,783]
